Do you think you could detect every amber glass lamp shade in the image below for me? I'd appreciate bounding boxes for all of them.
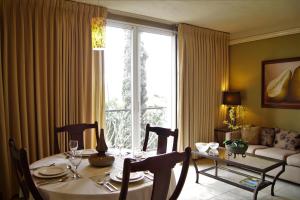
[222,92,241,106]
[91,17,105,50]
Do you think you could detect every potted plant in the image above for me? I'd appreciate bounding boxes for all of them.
[223,139,248,158]
[223,106,245,130]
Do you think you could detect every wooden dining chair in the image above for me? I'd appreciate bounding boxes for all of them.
[54,121,99,153]
[9,138,43,200]
[142,124,178,154]
[119,147,191,200]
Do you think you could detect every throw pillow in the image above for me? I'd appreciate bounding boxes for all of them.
[274,129,289,149]
[260,127,275,147]
[274,130,300,150]
[241,126,261,145]
[285,131,300,150]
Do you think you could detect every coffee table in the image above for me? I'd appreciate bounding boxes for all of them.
[192,148,285,200]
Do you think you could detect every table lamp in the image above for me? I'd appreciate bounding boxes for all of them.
[222,91,241,106]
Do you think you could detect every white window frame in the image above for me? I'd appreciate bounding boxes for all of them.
[106,20,177,150]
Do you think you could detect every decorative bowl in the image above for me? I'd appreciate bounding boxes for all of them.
[88,153,115,167]
[208,142,219,149]
[195,143,210,152]
[224,139,248,158]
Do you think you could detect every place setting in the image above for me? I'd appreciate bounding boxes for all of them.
[87,136,155,193]
[91,169,154,193]
[32,163,71,186]
[32,140,85,186]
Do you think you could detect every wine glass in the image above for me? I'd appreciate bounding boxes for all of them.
[68,150,82,179]
[133,147,143,161]
[115,134,125,157]
[69,140,78,156]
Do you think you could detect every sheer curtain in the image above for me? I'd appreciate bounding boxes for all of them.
[0,0,106,198]
[178,24,229,151]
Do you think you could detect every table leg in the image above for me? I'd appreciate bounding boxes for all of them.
[253,172,265,200]
[192,159,199,183]
[271,164,285,196]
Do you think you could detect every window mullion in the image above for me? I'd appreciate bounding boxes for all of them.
[131,26,140,150]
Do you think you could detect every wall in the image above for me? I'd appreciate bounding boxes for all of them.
[230,33,300,131]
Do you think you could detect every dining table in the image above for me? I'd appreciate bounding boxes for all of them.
[29,150,176,200]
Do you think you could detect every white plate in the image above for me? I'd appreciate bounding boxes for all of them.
[110,172,144,183]
[116,172,142,180]
[33,164,69,179]
[68,149,97,157]
[81,149,97,156]
[38,166,66,176]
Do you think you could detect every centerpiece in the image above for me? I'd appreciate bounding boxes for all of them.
[223,139,248,158]
[88,129,115,167]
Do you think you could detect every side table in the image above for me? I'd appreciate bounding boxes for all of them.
[214,127,231,147]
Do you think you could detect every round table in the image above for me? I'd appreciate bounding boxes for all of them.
[30,151,176,200]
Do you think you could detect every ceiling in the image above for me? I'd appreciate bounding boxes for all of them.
[75,0,300,43]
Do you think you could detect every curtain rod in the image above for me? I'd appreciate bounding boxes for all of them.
[107,13,177,31]
[179,23,229,35]
[67,0,177,31]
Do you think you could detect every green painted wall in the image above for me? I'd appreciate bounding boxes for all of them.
[230,33,300,131]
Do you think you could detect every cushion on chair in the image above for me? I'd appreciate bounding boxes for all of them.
[255,147,298,160]
[246,145,268,154]
[260,128,276,147]
[241,126,261,145]
[287,153,300,167]
[274,129,300,150]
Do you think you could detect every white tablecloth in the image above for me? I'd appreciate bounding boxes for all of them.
[30,152,176,200]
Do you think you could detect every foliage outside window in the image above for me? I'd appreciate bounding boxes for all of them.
[104,25,174,151]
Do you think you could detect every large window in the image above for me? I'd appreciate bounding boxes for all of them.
[104,21,176,151]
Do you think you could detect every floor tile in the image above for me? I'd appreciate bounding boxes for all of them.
[174,159,300,200]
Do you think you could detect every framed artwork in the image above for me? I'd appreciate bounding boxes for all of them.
[262,57,300,109]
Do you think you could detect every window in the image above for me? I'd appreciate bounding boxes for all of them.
[104,21,176,151]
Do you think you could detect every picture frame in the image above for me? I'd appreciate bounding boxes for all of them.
[262,57,300,109]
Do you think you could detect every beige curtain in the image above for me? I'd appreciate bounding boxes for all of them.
[0,0,106,198]
[178,24,229,151]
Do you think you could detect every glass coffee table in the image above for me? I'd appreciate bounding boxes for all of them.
[192,148,285,200]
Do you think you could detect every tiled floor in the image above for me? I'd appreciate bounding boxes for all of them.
[174,159,300,200]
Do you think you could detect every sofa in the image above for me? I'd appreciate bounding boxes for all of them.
[225,126,300,184]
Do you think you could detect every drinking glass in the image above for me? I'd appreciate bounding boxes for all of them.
[68,150,82,179]
[69,140,78,156]
[116,135,124,157]
[133,148,143,161]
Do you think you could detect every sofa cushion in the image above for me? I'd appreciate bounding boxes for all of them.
[260,128,276,147]
[246,145,268,154]
[255,147,298,160]
[274,129,300,150]
[274,129,289,149]
[287,153,300,167]
[241,126,260,145]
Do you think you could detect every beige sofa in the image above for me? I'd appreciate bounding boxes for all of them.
[225,127,300,184]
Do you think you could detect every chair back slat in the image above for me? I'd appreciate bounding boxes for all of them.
[143,124,178,154]
[119,147,191,200]
[151,169,172,200]
[54,121,99,153]
[9,138,43,200]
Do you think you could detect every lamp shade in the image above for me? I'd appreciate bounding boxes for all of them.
[222,91,241,105]
[91,17,105,50]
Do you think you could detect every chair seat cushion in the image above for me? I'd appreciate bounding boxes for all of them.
[255,147,298,160]
[246,145,268,154]
[287,153,300,167]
